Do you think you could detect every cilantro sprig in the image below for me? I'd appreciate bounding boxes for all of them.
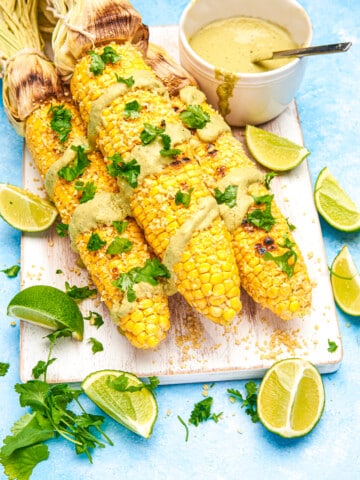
[228,381,259,423]
[246,194,276,232]
[48,105,72,143]
[113,258,170,302]
[115,74,135,87]
[263,235,298,277]
[188,397,222,426]
[58,145,90,182]
[75,180,97,204]
[123,100,141,119]
[140,123,181,158]
[214,185,238,208]
[89,46,121,75]
[107,153,140,188]
[65,282,97,301]
[180,105,210,129]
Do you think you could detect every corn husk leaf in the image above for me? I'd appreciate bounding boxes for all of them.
[146,43,198,97]
[51,0,149,81]
[0,0,63,135]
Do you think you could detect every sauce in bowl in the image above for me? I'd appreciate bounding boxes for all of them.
[189,16,299,73]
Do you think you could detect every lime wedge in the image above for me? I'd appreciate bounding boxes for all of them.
[314,167,360,232]
[257,358,325,438]
[245,125,310,171]
[330,245,360,316]
[7,285,84,340]
[0,183,58,232]
[82,370,158,439]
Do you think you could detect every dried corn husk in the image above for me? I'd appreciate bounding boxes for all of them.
[50,0,149,81]
[0,0,62,135]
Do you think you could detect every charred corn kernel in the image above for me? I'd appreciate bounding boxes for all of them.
[25,98,170,349]
[70,43,242,326]
[171,90,312,320]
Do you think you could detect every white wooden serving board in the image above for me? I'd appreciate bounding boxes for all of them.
[20,26,342,384]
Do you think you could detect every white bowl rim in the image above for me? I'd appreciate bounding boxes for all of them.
[179,0,313,80]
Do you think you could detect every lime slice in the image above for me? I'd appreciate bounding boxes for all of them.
[7,285,84,340]
[0,183,58,232]
[245,125,310,171]
[257,358,325,438]
[314,167,360,232]
[330,245,360,316]
[82,370,158,439]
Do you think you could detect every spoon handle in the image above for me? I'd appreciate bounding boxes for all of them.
[272,41,352,59]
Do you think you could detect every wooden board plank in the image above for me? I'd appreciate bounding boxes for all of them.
[19,25,342,384]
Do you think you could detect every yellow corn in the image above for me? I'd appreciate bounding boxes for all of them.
[25,98,171,348]
[171,94,312,320]
[70,42,242,325]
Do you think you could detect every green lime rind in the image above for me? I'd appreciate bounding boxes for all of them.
[257,358,325,438]
[7,285,84,340]
[314,167,360,233]
[330,246,360,317]
[245,125,310,172]
[82,369,158,439]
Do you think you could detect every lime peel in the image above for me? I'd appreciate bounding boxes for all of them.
[245,125,310,171]
[82,370,158,439]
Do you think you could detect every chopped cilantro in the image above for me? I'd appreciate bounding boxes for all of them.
[112,220,128,234]
[65,281,97,301]
[177,415,189,442]
[89,46,121,75]
[55,269,63,274]
[263,235,298,277]
[106,237,133,255]
[228,381,259,423]
[115,74,135,87]
[175,188,194,207]
[113,258,170,302]
[84,311,104,329]
[264,171,277,189]
[140,123,165,145]
[0,265,20,278]
[286,218,296,231]
[58,145,90,182]
[88,337,104,354]
[56,222,69,237]
[159,133,181,157]
[0,362,9,376]
[123,100,141,119]
[247,194,276,232]
[86,233,106,252]
[48,104,72,143]
[328,339,338,353]
[75,181,97,203]
[188,397,222,426]
[214,185,238,208]
[107,154,140,188]
[179,105,210,129]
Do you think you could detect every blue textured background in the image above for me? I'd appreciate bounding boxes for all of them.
[0,1,359,479]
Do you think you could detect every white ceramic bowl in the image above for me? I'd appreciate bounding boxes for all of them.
[179,0,312,126]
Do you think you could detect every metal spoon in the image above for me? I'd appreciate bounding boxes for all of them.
[253,41,352,63]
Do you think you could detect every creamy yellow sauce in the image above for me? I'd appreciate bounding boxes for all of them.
[189,16,298,73]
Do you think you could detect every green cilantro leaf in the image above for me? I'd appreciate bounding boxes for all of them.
[84,311,104,329]
[123,100,141,119]
[32,358,56,380]
[75,181,97,204]
[107,154,140,188]
[58,145,90,182]
[65,282,97,301]
[228,381,260,423]
[175,188,194,207]
[86,232,107,252]
[0,265,20,278]
[328,339,338,353]
[264,171,277,189]
[113,258,171,302]
[112,220,128,234]
[188,397,222,426]
[89,46,121,75]
[180,105,210,129]
[140,123,165,145]
[214,185,238,208]
[0,362,9,376]
[106,236,133,255]
[263,235,298,277]
[247,194,276,232]
[48,104,72,143]
[159,133,181,157]
[115,74,135,87]
[286,218,296,231]
[88,337,104,354]
[56,222,69,237]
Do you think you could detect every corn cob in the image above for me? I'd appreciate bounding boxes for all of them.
[68,42,242,326]
[24,96,171,349]
[169,88,312,320]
